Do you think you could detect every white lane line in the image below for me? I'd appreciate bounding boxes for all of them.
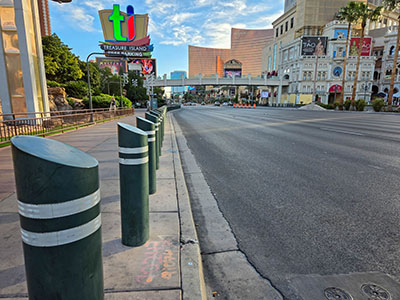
[320,127,364,136]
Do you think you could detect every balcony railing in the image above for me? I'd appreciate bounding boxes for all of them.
[0,107,134,146]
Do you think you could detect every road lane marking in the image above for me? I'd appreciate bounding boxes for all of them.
[320,127,364,136]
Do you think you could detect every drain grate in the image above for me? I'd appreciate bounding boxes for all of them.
[324,287,353,300]
[361,284,391,300]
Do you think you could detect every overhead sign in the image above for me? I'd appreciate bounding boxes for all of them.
[349,37,372,56]
[98,4,153,58]
[224,70,241,78]
[95,57,127,74]
[132,59,156,76]
[301,37,328,56]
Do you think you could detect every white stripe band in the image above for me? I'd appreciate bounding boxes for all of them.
[119,157,148,165]
[18,190,100,219]
[148,137,156,142]
[145,130,156,135]
[156,128,159,131]
[119,146,148,154]
[21,214,101,247]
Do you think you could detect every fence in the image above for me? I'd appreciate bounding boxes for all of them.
[0,107,134,145]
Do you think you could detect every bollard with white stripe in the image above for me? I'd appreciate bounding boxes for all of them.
[145,112,160,170]
[11,136,104,300]
[136,117,156,195]
[150,110,163,155]
[118,123,149,246]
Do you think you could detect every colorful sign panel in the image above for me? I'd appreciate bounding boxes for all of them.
[95,57,127,74]
[349,37,372,56]
[301,37,328,56]
[132,58,156,76]
[98,4,153,58]
[224,70,242,78]
[334,29,348,40]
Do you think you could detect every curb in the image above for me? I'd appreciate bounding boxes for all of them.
[169,113,207,300]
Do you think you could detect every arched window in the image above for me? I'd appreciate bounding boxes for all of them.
[390,46,395,55]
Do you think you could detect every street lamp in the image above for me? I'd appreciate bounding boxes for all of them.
[312,37,321,103]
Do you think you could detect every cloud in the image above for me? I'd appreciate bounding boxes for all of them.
[160,25,204,46]
[51,3,98,32]
[167,12,198,25]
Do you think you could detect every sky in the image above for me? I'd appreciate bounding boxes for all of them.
[49,0,283,77]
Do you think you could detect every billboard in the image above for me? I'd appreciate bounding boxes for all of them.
[96,57,127,74]
[334,29,348,40]
[301,37,328,56]
[224,70,242,78]
[349,37,372,56]
[132,58,156,76]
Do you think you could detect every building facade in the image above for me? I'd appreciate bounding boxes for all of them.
[0,0,49,116]
[37,0,50,36]
[170,70,187,97]
[278,20,375,105]
[188,28,273,78]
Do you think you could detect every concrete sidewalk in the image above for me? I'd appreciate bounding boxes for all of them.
[0,111,205,299]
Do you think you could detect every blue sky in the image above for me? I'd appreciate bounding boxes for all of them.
[49,0,283,77]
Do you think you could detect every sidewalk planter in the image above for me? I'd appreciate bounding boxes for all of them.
[145,112,160,170]
[11,136,104,300]
[118,123,149,247]
[136,117,157,195]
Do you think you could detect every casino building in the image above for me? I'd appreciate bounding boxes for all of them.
[188,28,274,77]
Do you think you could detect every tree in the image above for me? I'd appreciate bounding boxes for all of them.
[125,72,147,103]
[351,3,382,108]
[79,61,101,95]
[42,33,83,83]
[383,0,400,111]
[336,1,359,109]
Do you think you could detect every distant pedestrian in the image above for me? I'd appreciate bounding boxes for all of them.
[146,100,151,111]
[110,96,116,111]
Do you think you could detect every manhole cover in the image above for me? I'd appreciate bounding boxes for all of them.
[361,284,391,300]
[324,287,353,300]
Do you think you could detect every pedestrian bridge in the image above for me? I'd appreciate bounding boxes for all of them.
[153,75,289,87]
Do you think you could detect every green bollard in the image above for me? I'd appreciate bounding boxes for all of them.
[150,110,162,155]
[156,108,165,144]
[136,117,156,195]
[11,136,104,300]
[118,123,149,247]
[145,112,160,170]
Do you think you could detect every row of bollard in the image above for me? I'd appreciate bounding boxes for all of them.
[10,106,167,299]
[233,103,256,109]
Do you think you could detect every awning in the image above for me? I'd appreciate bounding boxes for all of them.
[393,91,400,98]
[377,92,387,97]
[329,84,342,93]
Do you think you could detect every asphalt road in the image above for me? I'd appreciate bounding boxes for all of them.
[173,106,400,299]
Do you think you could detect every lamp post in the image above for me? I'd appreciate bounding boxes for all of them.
[312,38,321,103]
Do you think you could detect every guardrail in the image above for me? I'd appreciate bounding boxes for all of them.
[0,107,134,145]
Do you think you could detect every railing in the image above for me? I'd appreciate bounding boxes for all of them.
[0,107,134,145]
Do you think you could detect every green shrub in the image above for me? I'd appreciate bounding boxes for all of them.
[317,103,335,109]
[82,93,113,108]
[115,95,132,108]
[372,99,385,112]
[355,99,366,111]
[65,81,88,98]
[344,99,351,111]
[47,80,62,88]
[334,102,343,110]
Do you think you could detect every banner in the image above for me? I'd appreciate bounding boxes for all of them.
[301,37,328,56]
[224,70,242,78]
[131,58,156,76]
[334,29,348,40]
[95,57,127,74]
[349,37,372,56]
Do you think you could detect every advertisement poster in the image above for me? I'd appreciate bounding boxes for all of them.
[132,58,156,76]
[96,57,127,74]
[334,29,348,40]
[349,37,372,56]
[224,70,242,78]
[301,37,328,56]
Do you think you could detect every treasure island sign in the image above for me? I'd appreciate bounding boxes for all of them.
[98,4,153,58]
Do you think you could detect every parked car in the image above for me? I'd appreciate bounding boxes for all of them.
[215,101,220,106]
[201,102,206,105]
[228,102,233,106]
[222,102,228,106]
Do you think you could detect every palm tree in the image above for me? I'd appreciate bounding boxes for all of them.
[383,0,400,111]
[351,3,382,109]
[336,2,359,109]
